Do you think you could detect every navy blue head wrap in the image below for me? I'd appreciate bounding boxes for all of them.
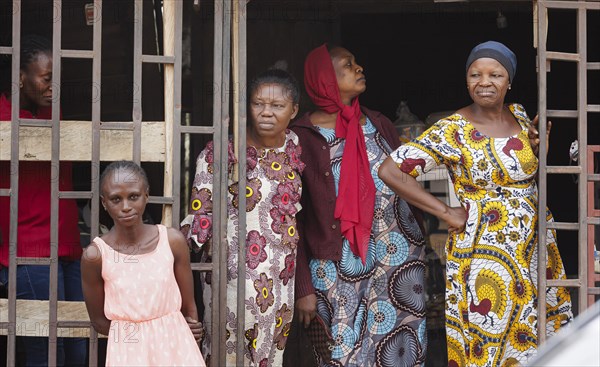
[466,41,517,82]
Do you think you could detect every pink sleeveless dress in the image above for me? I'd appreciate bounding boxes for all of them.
[93,225,205,366]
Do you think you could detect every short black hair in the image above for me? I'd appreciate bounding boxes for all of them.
[248,68,300,105]
[99,161,150,194]
[20,34,52,71]
[0,35,52,94]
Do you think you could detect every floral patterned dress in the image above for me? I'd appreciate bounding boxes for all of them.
[390,104,573,366]
[180,130,304,366]
[310,118,427,367]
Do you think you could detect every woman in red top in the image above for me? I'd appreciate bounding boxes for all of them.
[0,35,85,366]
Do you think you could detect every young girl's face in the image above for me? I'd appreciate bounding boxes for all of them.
[249,83,298,146]
[100,168,148,227]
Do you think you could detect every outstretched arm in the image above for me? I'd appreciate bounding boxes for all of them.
[81,244,111,336]
[378,157,467,234]
[168,227,203,342]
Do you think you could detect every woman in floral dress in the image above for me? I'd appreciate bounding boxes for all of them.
[292,44,427,367]
[379,41,572,366]
[180,69,304,366]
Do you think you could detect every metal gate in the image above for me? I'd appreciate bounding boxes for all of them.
[535,0,600,343]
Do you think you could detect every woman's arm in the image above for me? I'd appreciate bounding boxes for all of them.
[168,227,203,342]
[81,244,111,335]
[378,157,467,233]
[528,115,552,157]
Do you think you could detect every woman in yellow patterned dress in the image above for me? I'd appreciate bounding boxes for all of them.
[378,41,573,366]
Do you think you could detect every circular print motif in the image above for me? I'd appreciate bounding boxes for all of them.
[388,260,426,317]
[367,300,396,335]
[375,232,409,267]
[375,325,422,367]
[310,260,337,291]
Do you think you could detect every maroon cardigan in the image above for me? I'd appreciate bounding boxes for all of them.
[291,107,415,299]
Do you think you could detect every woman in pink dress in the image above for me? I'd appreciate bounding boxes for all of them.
[81,161,205,366]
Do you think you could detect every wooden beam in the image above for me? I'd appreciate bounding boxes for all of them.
[0,121,166,162]
[0,299,106,338]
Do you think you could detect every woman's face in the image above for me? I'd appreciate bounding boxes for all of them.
[466,57,510,108]
[330,47,366,101]
[249,83,298,147]
[20,52,53,109]
[100,168,149,228]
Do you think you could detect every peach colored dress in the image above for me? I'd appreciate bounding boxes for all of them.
[93,224,205,366]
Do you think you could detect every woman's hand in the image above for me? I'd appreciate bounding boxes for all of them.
[185,316,204,342]
[528,115,552,157]
[295,294,317,328]
[442,206,468,235]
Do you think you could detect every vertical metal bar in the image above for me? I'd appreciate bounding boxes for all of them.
[7,1,21,365]
[49,1,63,364]
[576,5,589,311]
[161,0,182,227]
[132,0,143,164]
[210,1,225,366]
[172,0,183,226]
[536,0,549,344]
[234,0,248,365]
[219,2,231,363]
[89,1,102,364]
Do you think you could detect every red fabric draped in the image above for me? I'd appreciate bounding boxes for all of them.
[304,44,375,264]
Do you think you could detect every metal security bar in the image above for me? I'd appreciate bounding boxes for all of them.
[0,0,186,365]
[536,0,600,344]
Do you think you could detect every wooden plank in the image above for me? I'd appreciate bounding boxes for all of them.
[0,299,106,338]
[0,121,165,162]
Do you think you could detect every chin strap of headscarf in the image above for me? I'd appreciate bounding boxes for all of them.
[304,44,374,264]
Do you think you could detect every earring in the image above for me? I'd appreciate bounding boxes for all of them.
[508,84,512,90]
[19,82,23,88]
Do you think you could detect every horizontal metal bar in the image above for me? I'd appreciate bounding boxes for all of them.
[589,217,600,225]
[61,49,93,59]
[546,222,580,231]
[16,257,52,265]
[59,191,93,199]
[57,321,92,328]
[191,263,213,272]
[589,174,600,182]
[19,119,53,127]
[543,1,600,10]
[0,46,12,55]
[141,55,175,64]
[547,110,578,118]
[589,105,600,113]
[99,121,134,131]
[546,51,580,62]
[546,166,581,174]
[547,279,581,288]
[180,125,215,135]
[0,189,10,196]
[147,196,174,205]
[588,288,600,295]
[589,63,600,70]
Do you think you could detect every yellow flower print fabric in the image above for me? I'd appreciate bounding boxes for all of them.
[390,104,573,366]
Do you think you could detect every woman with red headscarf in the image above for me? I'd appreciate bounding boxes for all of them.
[290,44,427,366]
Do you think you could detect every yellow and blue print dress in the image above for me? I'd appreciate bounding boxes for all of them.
[390,104,572,366]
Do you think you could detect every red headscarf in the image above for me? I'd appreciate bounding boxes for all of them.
[304,44,375,264]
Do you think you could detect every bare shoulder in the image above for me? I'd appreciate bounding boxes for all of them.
[82,242,102,264]
[166,226,188,255]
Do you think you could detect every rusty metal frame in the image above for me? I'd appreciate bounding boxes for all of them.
[536,0,600,345]
[0,0,186,365]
